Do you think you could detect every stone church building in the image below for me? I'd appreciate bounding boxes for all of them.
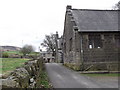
[62,5,120,71]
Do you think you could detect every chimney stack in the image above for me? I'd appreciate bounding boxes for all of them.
[66,5,72,11]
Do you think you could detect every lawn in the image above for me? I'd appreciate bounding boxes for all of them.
[0,58,30,75]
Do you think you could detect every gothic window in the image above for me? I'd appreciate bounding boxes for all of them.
[88,34,103,49]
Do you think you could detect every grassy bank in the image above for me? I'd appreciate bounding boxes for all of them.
[1,58,30,74]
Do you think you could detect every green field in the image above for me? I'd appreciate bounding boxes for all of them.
[4,51,39,54]
[0,58,30,74]
[3,51,39,57]
[3,51,22,55]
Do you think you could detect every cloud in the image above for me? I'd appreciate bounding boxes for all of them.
[0,0,119,51]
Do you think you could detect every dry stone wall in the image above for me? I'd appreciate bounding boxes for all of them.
[2,57,44,88]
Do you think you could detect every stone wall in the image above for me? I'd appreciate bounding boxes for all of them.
[63,30,119,71]
[80,33,119,71]
[2,57,44,88]
[63,8,77,64]
[63,6,119,71]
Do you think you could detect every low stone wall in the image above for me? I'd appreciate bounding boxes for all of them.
[64,61,119,71]
[83,62,119,71]
[63,63,80,71]
[2,57,44,88]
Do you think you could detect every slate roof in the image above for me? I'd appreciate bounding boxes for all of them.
[71,9,119,32]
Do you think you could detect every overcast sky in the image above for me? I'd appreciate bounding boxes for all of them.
[0,0,119,51]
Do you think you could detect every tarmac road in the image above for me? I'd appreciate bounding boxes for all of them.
[45,63,118,89]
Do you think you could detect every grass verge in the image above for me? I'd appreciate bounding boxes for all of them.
[40,71,52,88]
[36,64,53,88]
[81,73,120,77]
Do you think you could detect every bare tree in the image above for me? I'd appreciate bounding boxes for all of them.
[41,34,56,56]
[21,45,35,56]
[113,1,120,10]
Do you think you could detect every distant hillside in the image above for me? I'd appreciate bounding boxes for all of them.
[0,46,21,51]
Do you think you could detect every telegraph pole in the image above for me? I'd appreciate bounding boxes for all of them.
[55,31,59,63]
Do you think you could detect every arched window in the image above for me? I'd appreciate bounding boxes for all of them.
[88,33,103,49]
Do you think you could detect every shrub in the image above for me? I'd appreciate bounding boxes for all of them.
[2,52,9,58]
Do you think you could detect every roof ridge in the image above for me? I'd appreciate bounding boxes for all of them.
[72,9,119,11]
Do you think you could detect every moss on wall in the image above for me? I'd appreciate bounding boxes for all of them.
[64,63,80,71]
